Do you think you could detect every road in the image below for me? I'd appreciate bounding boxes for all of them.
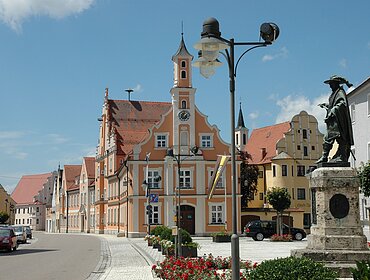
[0,231,101,280]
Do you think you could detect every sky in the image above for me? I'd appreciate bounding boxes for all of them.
[0,0,369,194]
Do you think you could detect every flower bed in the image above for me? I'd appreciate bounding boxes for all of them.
[270,234,292,242]
[152,254,256,280]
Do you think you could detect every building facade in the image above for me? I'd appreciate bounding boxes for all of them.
[0,184,16,224]
[241,110,323,231]
[95,36,240,237]
[347,76,370,223]
[11,173,52,230]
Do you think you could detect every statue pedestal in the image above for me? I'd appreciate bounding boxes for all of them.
[291,167,370,278]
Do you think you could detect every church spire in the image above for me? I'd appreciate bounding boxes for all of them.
[237,103,246,128]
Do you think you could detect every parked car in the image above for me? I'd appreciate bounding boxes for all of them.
[244,220,306,241]
[24,226,32,239]
[12,225,27,244]
[0,227,18,252]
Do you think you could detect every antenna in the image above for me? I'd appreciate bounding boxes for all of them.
[125,88,134,101]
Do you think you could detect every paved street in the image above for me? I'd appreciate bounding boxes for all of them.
[0,231,100,280]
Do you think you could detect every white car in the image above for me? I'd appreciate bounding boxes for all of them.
[12,225,27,244]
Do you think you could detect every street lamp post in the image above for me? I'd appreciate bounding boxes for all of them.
[194,17,279,280]
[167,146,198,258]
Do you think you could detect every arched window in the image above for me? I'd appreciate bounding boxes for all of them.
[181,100,187,109]
[181,60,186,68]
[181,70,186,79]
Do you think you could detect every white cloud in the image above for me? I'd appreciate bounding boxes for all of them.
[262,47,288,62]
[248,112,259,120]
[47,133,69,144]
[275,94,329,132]
[0,0,94,32]
[339,58,347,68]
[0,130,25,139]
[133,84,143,93]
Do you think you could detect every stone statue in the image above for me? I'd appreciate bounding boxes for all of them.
[316,75,354,164]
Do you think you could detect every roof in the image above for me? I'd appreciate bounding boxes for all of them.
[11,173,52,204]
[171,35,193,61]
[107,99,172,155]
[237,105,246,128]
[347,76,370,98]
[84,157,95,179]
[245,122,291,164]
[64,165,82,191]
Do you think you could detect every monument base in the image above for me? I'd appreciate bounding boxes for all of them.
[291,167,369,278]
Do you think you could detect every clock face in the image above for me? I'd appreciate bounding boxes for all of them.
[178,110,190,121]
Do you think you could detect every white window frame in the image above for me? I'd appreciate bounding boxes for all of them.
[209,203,225,224]
[177,168,193,189]
[147,169,161,189]
[155,133,169,148]
[145,203,161,225]
[200,133,213,148]
[208,168,225,189]
[351,103,355,123]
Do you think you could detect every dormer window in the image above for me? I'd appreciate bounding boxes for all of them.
[181,100,187,109]
[181,60,186,68]
[181,70,187,79]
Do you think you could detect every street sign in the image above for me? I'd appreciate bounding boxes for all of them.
[172,226,178,236]
[149,194,158,203]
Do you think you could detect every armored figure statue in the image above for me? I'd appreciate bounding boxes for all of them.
[316,75,354,164]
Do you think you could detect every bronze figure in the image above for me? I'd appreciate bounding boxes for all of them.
[316,75,354,164]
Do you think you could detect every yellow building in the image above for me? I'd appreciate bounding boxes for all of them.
[0,184,15,224]
[240,110,323,231]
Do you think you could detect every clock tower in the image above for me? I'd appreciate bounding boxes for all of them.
[170,35,196,154]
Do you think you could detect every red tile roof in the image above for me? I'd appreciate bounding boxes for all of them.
[64,165,82,191]
[107,100,172,155]
[245,122,291,164]
[84,157,95,179]
[11,173,52,205]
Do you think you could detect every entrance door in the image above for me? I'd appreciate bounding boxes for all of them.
[180,205,195,235]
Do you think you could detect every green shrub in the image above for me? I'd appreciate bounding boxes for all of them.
[151,225,167,236]
[245,257,337,280]
[180,228,192,244]
[159,227,174,242]
[351,260,370,280]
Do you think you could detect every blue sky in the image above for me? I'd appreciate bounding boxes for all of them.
[0,0,369,193]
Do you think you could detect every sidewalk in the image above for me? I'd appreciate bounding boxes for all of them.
[91,235,308,280]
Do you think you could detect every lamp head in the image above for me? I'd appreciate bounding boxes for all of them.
[260,23,280,43]
[201,17,221,38]
[166,148,174,158]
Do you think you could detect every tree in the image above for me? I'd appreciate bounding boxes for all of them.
[0,211,10,224]
[267,187,291,235]
[239,151,259,209]
[358,162,370,197]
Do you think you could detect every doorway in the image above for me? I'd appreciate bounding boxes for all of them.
[180,205,195,235]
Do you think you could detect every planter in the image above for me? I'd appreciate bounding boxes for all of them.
[165,247,175,256]
[148,239,153,246]
[181,246,197,257]
[212,235,231,243]
[153,243,160,249]
[157,244,162,252]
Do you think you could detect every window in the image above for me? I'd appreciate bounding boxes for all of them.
[297,188,306,200]
[179,170,191,189]
[273,165,276,177]
[201,134,213,148]
[181,70,186,79]
[291,188,295,200]
[148,170,160,189]
[282,165,288,176]
[148,205,159,225]
[210,204,224,224]
[181,100,187,109]
[297,145,301,150]
[258,171,264,178]
[36,219,39,225]
[155,134,167,148]
[302,129,307,139]
[304,146,308,156]
[303,213,311,228]
[297,165,306,176]
[259,192,264,200]
[210,169,224,189]
[181,60,186,68]
[23,208,25,214]
[312,145,315,151]
[351,104,355,122]
[243,134,247,145]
